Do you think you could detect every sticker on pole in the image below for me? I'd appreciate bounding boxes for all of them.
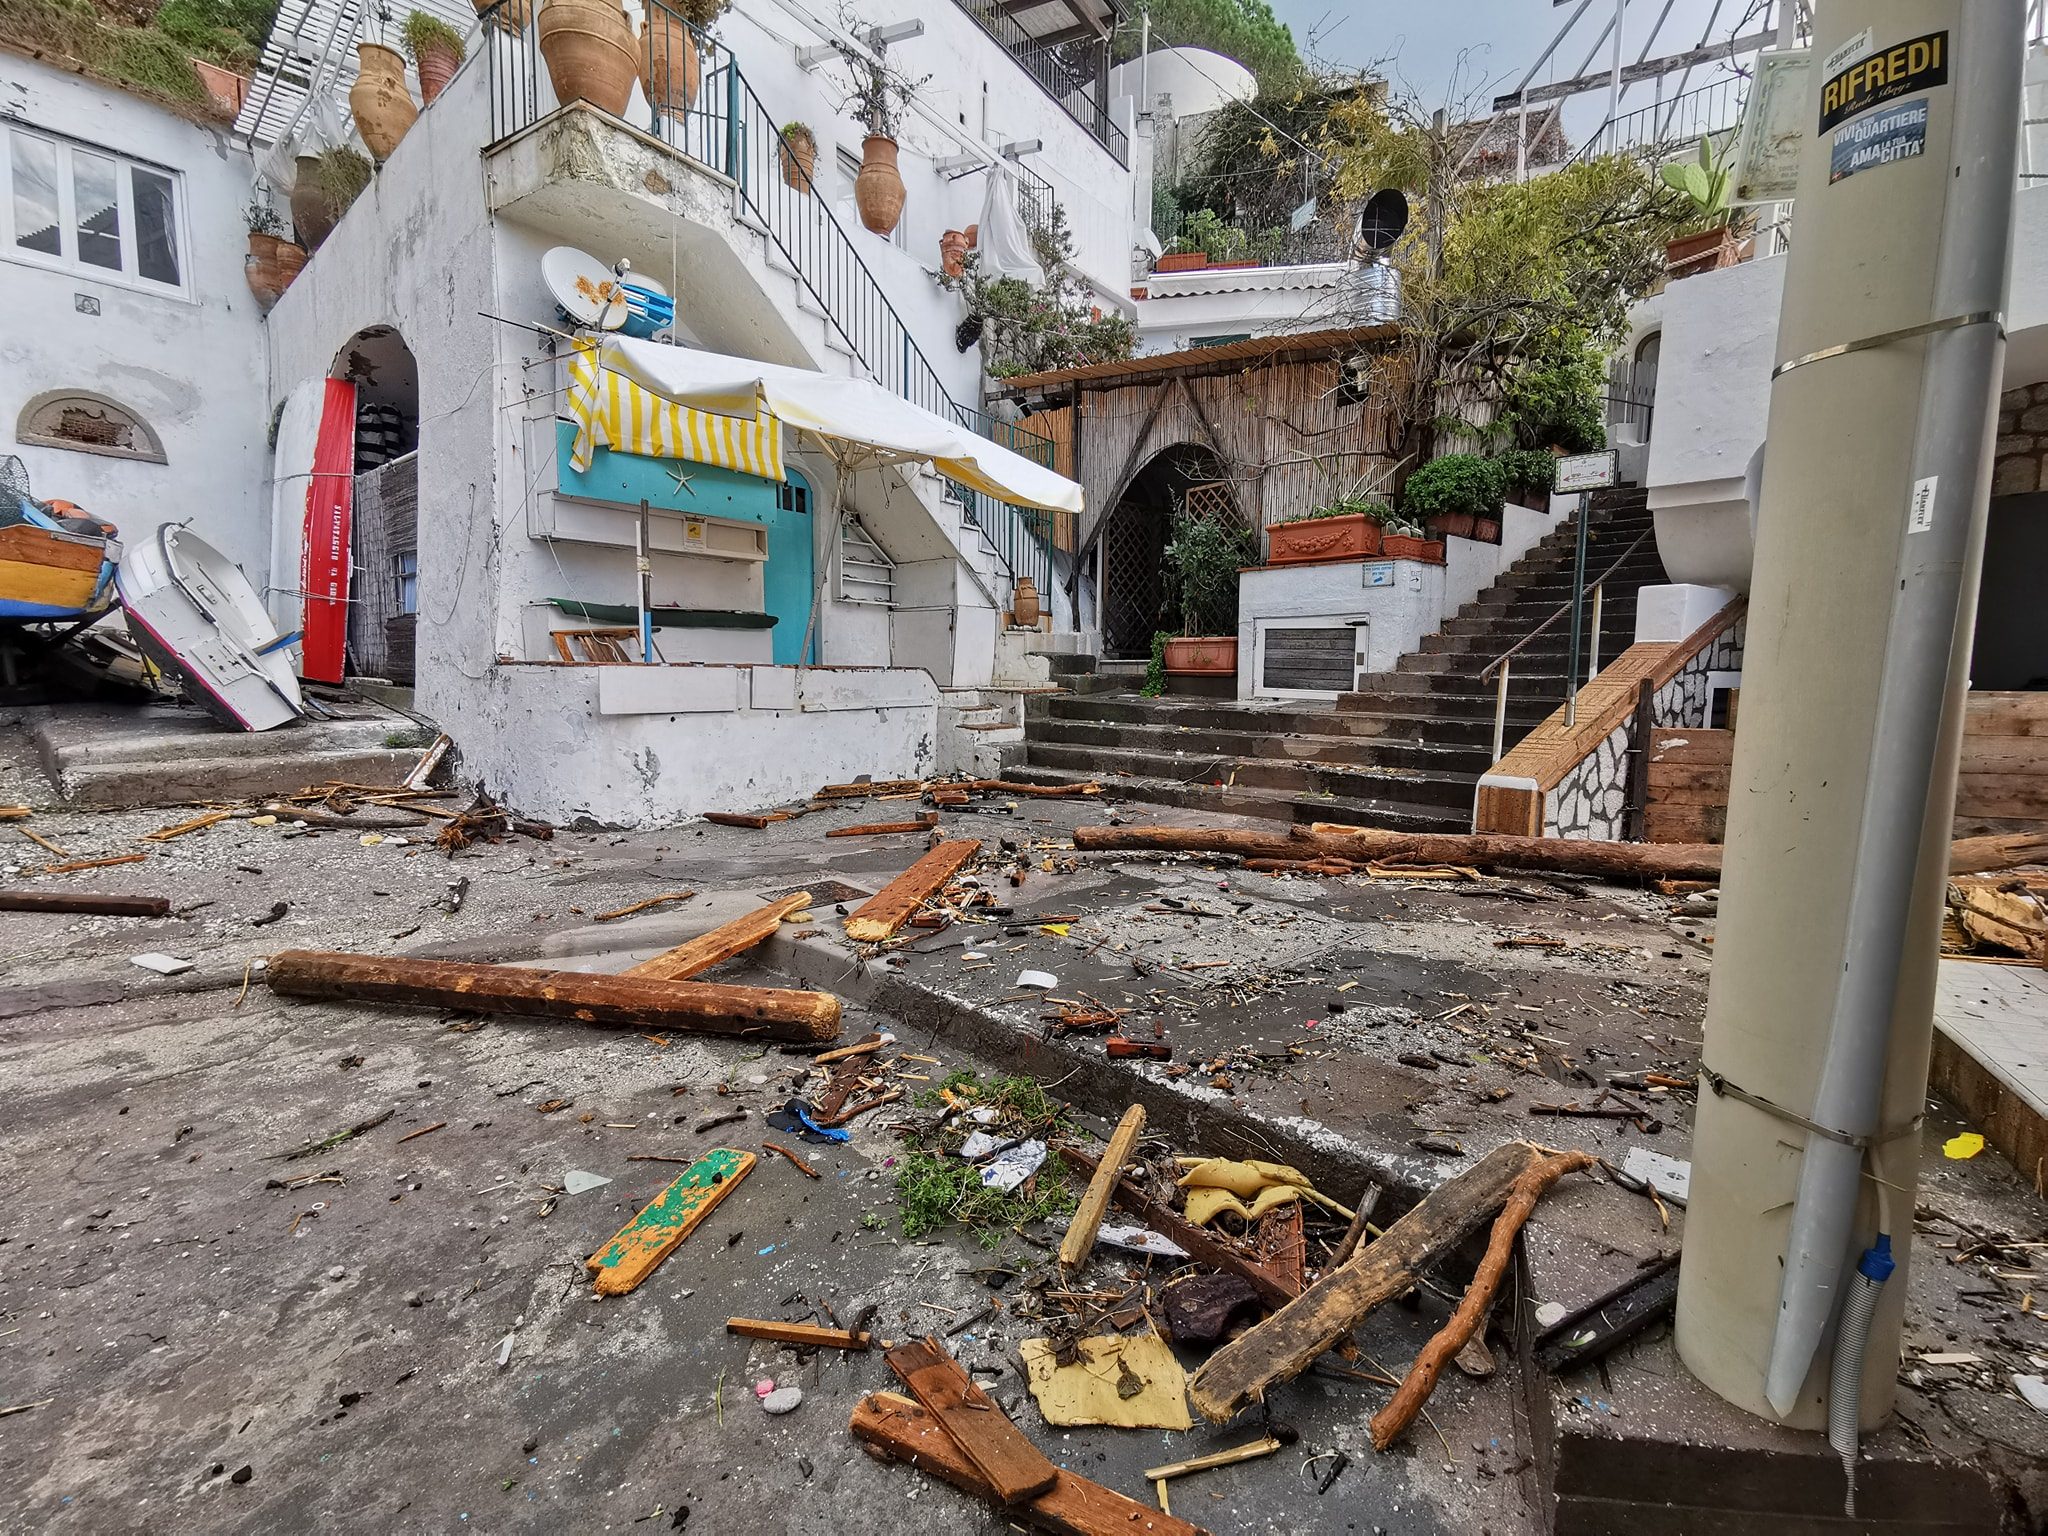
[1830,98,1930,184]
[1819,31,1947,133]
[1908,475,1938,535]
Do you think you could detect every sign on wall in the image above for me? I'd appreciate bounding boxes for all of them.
[1555,451,1618,494]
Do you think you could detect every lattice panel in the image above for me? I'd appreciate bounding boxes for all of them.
[1100,497,1169,660]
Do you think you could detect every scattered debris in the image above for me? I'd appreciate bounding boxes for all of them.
[1,891,171,917]
[760,1141,820,1178]
[1161,1272,1262,1344]
[726,1318,871,1350]
[978,1139,1048,1194]
[1145,1428,1295,1483]
[1533,1255,1682,1375]
[586,1149,753,1296]
[843,840,982,942]
[1016,969,1059,991]
[563,1170,612,1194]
[395,1121,446,1145]
[627,893,814,981]
[1619,1146,1692,1204]
[268,1109,395,1161]
[761,1385,803,1415]
[38,852,150,875]
[143,810,233,842]
[594,891,697,922]
[825,815,939,838]
[884,1337,1058,1503]
[1058,1104,1145,1270]
[1944,1131,1988,1160]
[1020,1333,1193,1430]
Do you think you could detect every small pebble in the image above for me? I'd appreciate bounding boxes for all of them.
[328,1266,346,1281]
[230,1465,253,1485]
[754,1378,775,1398]
[761,1386,803,1415]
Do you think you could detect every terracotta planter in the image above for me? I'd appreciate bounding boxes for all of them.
[939,228,969,277]
[1207,259,1259,270]
[416,40,461,104]
[274,239,307,290]
[1163,636,1237,675]
[1471,515,1501,544]
[1425,509,1478,541]
[350,42,417,162]
[246,232,286,310]
[1666,226,1737,281]
[1381,533,1443,563]
[640,7,698,119]
[538,0,636,117]
[290,154,340,250]
[1266,512,1382,566]
[855,134,905,237]
[192,58,249,119]
[779,132,817,190]
[1011,576,1040,628]
[1153,251,1208,273]
[963,223,978,248]
[475,0,530,32]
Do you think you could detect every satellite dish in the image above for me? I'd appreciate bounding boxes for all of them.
[541,245,629,331]
[1356,189,1410,253]
[1140,228,1164,259]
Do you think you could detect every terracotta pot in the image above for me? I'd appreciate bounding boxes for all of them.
[1010,576,1040,629]
[1666,226,1737,281]
[245,232,285,310]
[192,58,249,119]
[350,42,417,162]
[939,228,969,278]
[290,154,340,250]
[538,0,636,117]
[416,40,461,104]
[1471,515,1502,544]
[855,134,905,237]
[640,7,698,118]
[274,240,307,290]
[779,131,817,190]
[1425,509,1478,541]
[1381,533,1443,564]
[1153,251,1208,272]
[474,0,530,32]
[963,223,978,248]
[1265,512,1381,567]
[1163,636,1237,675]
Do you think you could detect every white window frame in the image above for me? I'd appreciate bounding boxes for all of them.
[1,124,191,301]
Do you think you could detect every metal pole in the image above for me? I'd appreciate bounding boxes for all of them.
[636,498,654,663]
[1677,0,2020,1432]
[1588,582,1604,681]
[1563,494,1590,727]
[1491,661,1510,763]
[1608,0,1626,129]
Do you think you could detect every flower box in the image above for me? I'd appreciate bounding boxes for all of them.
[1425,510,1477,541]
[1266,512,1382,566]
[1381,534,1443,564]
[1206,259,1260,270]
[1153,251,1210,273]
[1666,226,1738,281]
[1163,636,1237,674]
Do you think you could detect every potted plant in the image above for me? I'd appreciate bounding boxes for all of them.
[1265,496,1384,566]
[401,10,465,104]
[244,199,289,309]
[1661,134,1736,280]
[1160,510,1254,677]
[1155,209,1249,274]
[1403,453,1504,542]
[642,0,725,124]
[939,228,969,277]
[1495,447,1556,512]
[349,38,418,160]
[290,146,372,251]
[474,0,530,33]
[1379,517,1443,564]
[779,121,817,189]
[537,0,637,117]
[830,31,926,237]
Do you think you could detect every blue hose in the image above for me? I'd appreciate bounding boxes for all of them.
[1827,1234,1895,1518]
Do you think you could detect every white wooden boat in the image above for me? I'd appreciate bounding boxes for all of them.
[119,525,308,732]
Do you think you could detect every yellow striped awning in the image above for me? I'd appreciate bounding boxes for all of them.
[567,342,784,480]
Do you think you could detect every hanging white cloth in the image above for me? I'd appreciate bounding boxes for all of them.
[977,161,1044,287]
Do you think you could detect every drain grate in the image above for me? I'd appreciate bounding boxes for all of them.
[761,880,870,904]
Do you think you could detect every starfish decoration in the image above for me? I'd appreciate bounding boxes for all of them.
[665,463,698,497]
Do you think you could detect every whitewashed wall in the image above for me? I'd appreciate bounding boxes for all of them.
[0,54,270,578]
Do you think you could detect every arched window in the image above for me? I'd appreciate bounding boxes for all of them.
[16,389,165,463]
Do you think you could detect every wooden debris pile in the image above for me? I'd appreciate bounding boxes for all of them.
[703,774,1105,833]
[1945,868,2048,963]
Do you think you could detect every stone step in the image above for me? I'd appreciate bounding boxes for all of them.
[1026,716,1495,776]
[1022,740,1479,811]
[1006,763,1469,834]
[1338,688,1565,722]
[53,745,424,810]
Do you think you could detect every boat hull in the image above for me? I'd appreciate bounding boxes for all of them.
[0,521,116,623]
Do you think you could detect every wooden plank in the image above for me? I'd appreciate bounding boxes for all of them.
[1958,735,2048,772]
[885,1336,1058,1504]
[38,852,150,875]
[726,1317,872,1350]
[1645,761,1734,792]
[1643,780,1733,807]
[850,1392,1211,1536]
[0,889,171,917]
[586,1148,753,1295]
[1058,1104,1145,1270]
[1952,772,2048,819]
[1644,804,1725,845]
[1964,692,2048,735]
[1188,1140,1546,1423]
[626,893,813,982]
[826,816,938,837]
[1646,727,1735,765]
[264,950,840,1040]
[844,841,981,942]
[1472,782,1541,837]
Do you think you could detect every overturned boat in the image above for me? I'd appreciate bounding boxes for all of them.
[0,457,119,625]
[118,525,308,732]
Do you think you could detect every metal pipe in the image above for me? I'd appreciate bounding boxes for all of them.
[1564,496,1590,728]
[1492,660,1510,764]
[1588,582,1604,681]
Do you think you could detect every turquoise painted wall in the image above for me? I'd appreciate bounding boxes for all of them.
[553,421,814,664]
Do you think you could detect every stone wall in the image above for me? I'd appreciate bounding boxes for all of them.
[1993,384,2048,494]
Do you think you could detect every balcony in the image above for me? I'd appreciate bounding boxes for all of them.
[953,0,1128,166]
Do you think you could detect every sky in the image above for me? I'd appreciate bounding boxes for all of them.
[1262,0,1776,125]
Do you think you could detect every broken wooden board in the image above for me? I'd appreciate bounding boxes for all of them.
[843,840,982,942]
[0,889,170,917]
[625,893,813,982]
[1019,1333,1192,1430]
[726,1317,871,1350]
[1948,875,2048,960]
[826,815,938,837]
[885,1335,1057,1504]
[586,1148,753,1295]
[816,779,927,800]
[1187,1140,1547,1423]
[1058,1103,1145,1270]
[850,1392,1210,1536]
[264,950,840,1041]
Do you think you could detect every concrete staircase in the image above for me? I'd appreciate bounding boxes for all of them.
[1008,489,1664,830]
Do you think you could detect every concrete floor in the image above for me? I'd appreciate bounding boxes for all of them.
[1,724,2043,1533]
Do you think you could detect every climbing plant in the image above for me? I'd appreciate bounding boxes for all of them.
[942,202,1135,379]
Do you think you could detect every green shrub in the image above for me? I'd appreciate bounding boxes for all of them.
[1495,448,1556,501]
[399,8,464,61]
[1403,454,1505,522]
[1163,511,1255,636]
[1501,352,1607,454]
[1141,631,1169,696]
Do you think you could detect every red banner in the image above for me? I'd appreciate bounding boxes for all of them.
[299,377,357,684]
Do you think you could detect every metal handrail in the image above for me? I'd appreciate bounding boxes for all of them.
[484,0,1055,602]
[1478,523,1654,763]
[952,0,1128,165]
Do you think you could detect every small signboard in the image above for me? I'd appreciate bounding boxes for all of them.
[1830,97,1930,183]
[1362,560,1395,588]
[1554,451,1618,494]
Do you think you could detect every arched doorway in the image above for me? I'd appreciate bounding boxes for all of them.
[1098,443,1236,659]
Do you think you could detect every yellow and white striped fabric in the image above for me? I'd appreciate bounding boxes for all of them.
[566,342,784,480]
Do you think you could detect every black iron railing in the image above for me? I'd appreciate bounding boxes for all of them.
[484,0,1055,604]
[952,0,1127,166]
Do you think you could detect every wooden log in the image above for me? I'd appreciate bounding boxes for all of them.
[593,890,696,922]
[816,779,927,800]
[626,893,813,982]
[850,1392,1212,1536]
[844,841,982,942]
[726,1317,871,1350]
[0,889,170,917]
[885,1336,1058,1504]
[1949,829,2048,873]
[1058,1104,1145,1270]
[1367,1148,1596,1448]
[965,780,1103,798]
[263,950,840,1041]
[703,812,785,829]
[826,815,939,837]
[1186,1140,1546,1423]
